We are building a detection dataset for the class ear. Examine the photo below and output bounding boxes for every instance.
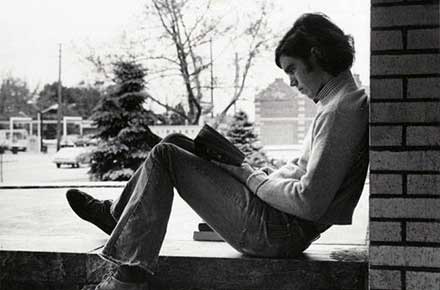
[306,47,321,71]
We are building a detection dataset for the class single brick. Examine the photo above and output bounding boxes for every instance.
[407,222,440,243]
[406,126,440,146]
[370,246,440,267]
[370,126,403,146]
[370,221,402,241]
[372,5,440,27]
[372,0,402,3]
[407,78,440,99]
[370,246,405,266]
[370,198,440,219]
[370,102,440,123]
[408,174,440,195]
[370,151,440,171]
[370,79,403,99]
[370,269,401,289]
[371,30,403,50]
[371,54,440,75]
[407,271,440,290]
[370,174,403,194]
[407,28,440,49]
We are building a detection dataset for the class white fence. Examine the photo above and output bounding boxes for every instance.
[149,125,202,139]
[1,119,300,160]
[149,126,301,160]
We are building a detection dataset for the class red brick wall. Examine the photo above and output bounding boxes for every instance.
[369,1,440,289]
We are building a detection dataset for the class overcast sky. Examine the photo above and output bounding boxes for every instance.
[0,0,144,86]
[0,0,370,115]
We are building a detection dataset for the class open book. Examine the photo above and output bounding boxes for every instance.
[194,124,245,166]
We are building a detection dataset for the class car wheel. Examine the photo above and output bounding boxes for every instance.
[56,163,61,168]
[75,163,80,168]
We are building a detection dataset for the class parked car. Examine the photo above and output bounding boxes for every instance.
[52,146,95,168]
[0,129,29,153]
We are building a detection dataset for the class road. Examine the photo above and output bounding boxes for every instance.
[0,151,91,183]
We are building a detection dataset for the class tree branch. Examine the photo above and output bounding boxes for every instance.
[141,92,191,122]
[213,1,272,128]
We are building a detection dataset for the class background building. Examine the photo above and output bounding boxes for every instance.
[254,78,316,160]
[254,78,317,146]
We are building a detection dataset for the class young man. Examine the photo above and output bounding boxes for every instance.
[67,13,369,290]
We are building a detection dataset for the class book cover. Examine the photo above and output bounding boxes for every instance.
[194,124,245,166]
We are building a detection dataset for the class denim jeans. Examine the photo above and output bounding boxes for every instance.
[100,134,326,274]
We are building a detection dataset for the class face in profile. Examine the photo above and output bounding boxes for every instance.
[279,54,323,100]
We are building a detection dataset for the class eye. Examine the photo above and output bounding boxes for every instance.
[285,65,296,74]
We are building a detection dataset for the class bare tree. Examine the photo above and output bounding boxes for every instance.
[82,0,275,125]
[146,0,276,125]
[213,1,275,128]
[143,0,233,124]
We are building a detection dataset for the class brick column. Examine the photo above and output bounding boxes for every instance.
[369,1,440,290]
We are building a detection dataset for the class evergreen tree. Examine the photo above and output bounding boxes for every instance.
[168,103,187,125]
[89,60,160,181]
[225,110,270,169]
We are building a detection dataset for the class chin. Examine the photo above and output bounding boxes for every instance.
[302,92,313,100]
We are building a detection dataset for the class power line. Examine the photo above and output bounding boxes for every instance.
[210,38,214,118]
[56,44,63,151]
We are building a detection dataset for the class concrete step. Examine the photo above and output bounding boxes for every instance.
[0,242,367,290]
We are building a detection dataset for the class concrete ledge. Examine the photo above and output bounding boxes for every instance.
[0,185,369,289]
[0,242,367,290]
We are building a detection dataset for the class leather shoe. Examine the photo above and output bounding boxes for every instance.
[66,188,116,235]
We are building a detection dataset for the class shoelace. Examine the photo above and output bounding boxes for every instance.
[95,271,115,289]
[86,198,109,218]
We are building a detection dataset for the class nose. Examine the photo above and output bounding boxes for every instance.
[289,76,298,87]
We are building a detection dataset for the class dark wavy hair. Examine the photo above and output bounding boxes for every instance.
[275,13,355,76]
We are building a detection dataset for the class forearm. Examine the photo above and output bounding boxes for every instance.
[254,178,334,221]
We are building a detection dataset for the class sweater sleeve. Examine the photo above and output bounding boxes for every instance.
[247,158,306,193]
[249,110,358,221]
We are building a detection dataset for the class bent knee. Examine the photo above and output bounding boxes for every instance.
[150,143,178,162]
[162,133,186,144]
[162,133,194,152]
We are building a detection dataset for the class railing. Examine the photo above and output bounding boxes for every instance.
[149,125,202,139]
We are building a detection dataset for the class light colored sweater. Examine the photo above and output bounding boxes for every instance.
[246,70,369,225]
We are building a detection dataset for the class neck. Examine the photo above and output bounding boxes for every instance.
[314,71,333,97]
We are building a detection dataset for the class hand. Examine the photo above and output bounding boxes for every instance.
[260,166,275,175]
[212,161,255,184]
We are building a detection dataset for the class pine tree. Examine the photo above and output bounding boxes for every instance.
[225,110,270,169]
[88,60,160,181]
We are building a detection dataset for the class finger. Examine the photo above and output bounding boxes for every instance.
[212,160,238,169]
[211,160,232,170]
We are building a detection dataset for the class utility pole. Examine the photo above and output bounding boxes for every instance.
[233,52,240,113]
[0,147,3,182]
[210,38,214,118]
[56,44,63,151]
